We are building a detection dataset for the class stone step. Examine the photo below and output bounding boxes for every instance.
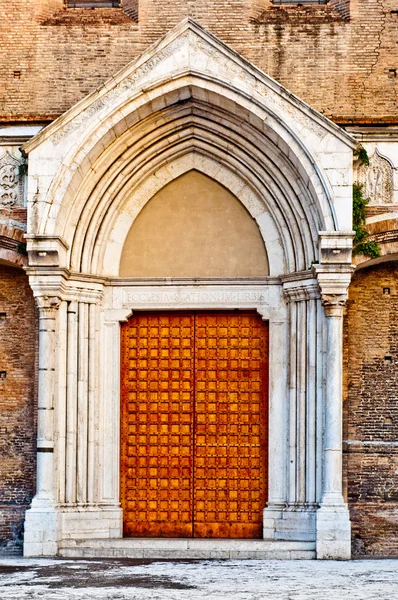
[58,538,316,560]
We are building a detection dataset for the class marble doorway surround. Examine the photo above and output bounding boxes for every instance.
[22,18,356,559]
[23,272,353,560]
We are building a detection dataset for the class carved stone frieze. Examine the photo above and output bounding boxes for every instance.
[280,101,328,141]
[121,286,269,309]
[0,150,24,208]
[108,283,278,320]
[357,149,394,205]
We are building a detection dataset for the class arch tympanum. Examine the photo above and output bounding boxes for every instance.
[120,171,269,278]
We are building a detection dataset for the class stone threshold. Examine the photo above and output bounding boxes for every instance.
[58,538,316,559]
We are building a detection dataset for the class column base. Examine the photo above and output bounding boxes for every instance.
[59,505,123,541]
[264,505,316,542]
[316,504,351,560]
[23,498,58,557]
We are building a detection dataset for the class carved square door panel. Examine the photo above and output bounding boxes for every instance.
[121,311,268,539]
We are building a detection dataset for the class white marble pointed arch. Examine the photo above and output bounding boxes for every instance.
[23,17,355,277]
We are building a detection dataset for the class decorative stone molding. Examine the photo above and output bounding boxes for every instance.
[357,149,394,205]
[282,274,320,303]
[0,150,25,207]
[28,271,104,306]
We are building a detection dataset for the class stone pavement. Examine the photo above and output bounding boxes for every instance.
[0,557,397,599]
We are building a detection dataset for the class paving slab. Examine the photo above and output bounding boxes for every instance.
[0,557,397,599]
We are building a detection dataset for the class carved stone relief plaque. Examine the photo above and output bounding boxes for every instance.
[0,150,24,208]
[357,150,394,205]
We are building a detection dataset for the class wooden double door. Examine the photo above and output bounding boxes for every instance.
[120,311,268,538]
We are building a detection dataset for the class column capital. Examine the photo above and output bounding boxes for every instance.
[321,294,347,317]
[312,262,355,314]
[283,283,320,303]
[35,295,61,316]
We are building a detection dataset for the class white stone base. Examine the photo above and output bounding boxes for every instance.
[58,506,123,540]
[264,507,316,542]
[316,505,351,560]
[58,538,316,560]
[23,501,58,557]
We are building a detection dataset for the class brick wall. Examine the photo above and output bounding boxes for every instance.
[329,0,351,19]
[344,262,398,556]
[0,266,37,553]
[0,0,397,124]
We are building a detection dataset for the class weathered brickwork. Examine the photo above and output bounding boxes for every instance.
[0,266,37,552]
[344,263,398,556]
[0,0,397,124]
[329,0,351,19]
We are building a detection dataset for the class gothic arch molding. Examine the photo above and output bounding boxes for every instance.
[31,82,344,276]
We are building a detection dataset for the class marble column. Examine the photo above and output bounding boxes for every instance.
[314,232,354,560]
[24,296,60,557]
[264,278,320,542]
[316,294,351,560]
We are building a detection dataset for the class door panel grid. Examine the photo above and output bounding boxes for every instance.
[121,311,268,538]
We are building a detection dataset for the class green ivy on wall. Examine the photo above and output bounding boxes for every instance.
[353,146,370,167]
[352,182,380,258]
[352,146,380,259]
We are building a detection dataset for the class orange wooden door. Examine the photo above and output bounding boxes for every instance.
[121,311,268,539]
[193,312,268,538]
[121,312,195,537]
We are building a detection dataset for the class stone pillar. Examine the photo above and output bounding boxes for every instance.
[264,277,320,542]
[322,297,346,507]
[314,232,355,560]
[262,314,289,539]
[24,296,60,557]
[315,293,351,560]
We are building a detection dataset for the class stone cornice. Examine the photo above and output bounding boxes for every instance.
[28,271,104,304]
[107,276,280,287]
[347,126,398,143]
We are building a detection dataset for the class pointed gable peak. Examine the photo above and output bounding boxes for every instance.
[24,17,354,153]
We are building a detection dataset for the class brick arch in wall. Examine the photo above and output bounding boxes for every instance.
[344,260,398,556]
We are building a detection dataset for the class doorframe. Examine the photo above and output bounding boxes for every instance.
[119,308,270,539]
[100,277,291,540]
